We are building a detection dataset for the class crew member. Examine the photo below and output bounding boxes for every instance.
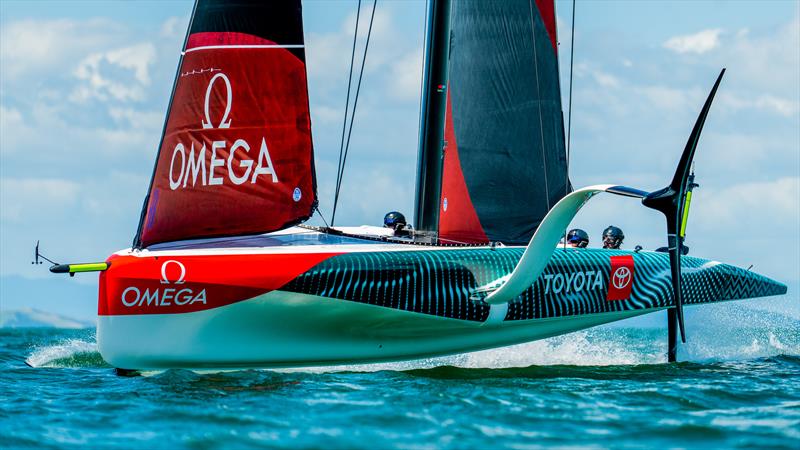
[602,225,624,249]
[566,228,589,248]
[383,211,409,236]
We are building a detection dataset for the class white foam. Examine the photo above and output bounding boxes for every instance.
[277,329,665,374]
[25,338,98,368]
[680,303,800,362]
[282,306,800,373]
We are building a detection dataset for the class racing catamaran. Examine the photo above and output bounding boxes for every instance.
[46,0,786,370]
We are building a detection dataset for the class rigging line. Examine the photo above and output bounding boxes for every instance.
[563,0,576,249]
[566,0,575,196]
[315,205,331,229]
[527,0,551,210]
[332,0,362,226]
[331,0,378,226]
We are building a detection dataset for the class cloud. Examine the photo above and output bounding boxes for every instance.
[306,6,395,89]
[695,177,800,230]
[0,18,123,81]
[70,43,157,103]
[305,3,422,103]
[388,48,423,102]
[0,15,178,163]
[0,106,26,155]
[160,16,187,39]
[311,104,343,126]
[710,15,799,98]
[753,94,799,117]
[634,85,704,112]
[720,92,799,117]
[0,98,164,164]
[664,28,723,54]
[106,107,164,135]
[0,178,80,222]
[592,70,620,89]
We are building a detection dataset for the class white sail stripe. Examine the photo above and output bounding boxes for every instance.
[184,44,304,54]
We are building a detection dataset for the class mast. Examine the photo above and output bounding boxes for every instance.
[413,0,452,239]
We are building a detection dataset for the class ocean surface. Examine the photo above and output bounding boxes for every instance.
[2,307,799,449]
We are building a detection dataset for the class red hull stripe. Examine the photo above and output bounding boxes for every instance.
[99,252,338,316]
[438,90,489,244]
[534,0,558,54]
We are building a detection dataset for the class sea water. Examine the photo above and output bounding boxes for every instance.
[2,306,799,449]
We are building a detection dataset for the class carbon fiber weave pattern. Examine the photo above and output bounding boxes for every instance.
[280,248,786,322]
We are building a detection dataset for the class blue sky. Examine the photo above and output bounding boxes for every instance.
[1,0,798,323]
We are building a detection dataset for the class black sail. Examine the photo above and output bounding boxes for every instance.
[417,0,570,245]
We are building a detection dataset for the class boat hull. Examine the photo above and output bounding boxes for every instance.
[98,292,653,369]
[97,243,787,369]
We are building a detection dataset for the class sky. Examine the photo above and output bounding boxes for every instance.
[0,0,798,323]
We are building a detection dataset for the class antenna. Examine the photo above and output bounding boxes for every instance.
[32,241,59,266]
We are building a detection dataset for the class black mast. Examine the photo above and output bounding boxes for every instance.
[413,0,452,240]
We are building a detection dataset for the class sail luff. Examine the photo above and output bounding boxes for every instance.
[132,0,199,249]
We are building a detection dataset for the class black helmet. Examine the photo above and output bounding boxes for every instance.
[383,211,407,230]
[602,225,624,249]
[567,228,589,248]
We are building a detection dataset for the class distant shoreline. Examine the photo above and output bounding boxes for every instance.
[0,308,94,329]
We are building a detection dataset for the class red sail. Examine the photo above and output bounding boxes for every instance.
[137,1,316,248]
[438,90,488,244]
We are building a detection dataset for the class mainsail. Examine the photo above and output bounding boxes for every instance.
[134,0,316,248]
[416,0,570,245]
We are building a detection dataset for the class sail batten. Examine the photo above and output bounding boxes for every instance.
[135,0,316,248]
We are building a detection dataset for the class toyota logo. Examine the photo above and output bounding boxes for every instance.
[160,260,186,285]
[612,266,632,289]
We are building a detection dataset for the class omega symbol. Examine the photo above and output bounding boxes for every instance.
[202,73,232,129]
[160,260,186,285]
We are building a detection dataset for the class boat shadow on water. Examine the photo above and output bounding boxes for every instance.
[401,355,800,382]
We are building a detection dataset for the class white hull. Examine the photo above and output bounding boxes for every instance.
[98,290,655,369]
